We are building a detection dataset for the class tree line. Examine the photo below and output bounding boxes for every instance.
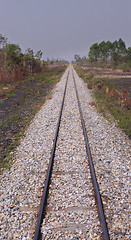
[0,33,45,83]
[74,38,131,71]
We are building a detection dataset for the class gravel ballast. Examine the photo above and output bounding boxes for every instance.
[0,65,130,240]
[41,67,102,239]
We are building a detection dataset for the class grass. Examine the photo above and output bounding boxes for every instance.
[74,65,131,139]
[94,90,131,136]
[0,65,67,173]
[6,92,16,98]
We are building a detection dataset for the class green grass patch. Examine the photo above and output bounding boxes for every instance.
[6,92,16,98]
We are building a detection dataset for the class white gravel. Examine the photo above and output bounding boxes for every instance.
[0,65,130,240]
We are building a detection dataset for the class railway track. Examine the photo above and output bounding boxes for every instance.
[34,65,109,240]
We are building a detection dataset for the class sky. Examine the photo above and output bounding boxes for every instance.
[0,0,131,61]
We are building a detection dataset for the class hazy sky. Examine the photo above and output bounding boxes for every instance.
[0,0,130,61]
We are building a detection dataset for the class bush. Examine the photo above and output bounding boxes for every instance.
[119,62,131,72]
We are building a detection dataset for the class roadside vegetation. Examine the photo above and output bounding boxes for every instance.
[74,39,131,138]
[0,65,67,172]
[0,33,67,172]
[0,34,46,83]
[74,38,131,71]
[74,65,131,139]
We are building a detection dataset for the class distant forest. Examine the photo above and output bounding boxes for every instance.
[74,38,131,71]
[0,33,45,83]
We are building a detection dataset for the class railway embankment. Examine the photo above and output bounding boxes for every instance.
[0,66,130,239]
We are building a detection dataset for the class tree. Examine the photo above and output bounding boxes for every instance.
[35,50,43,60]
[117,38,126,56]
[0,34,7,49]
[24,48,34,74]
[4,43,22,71]
[88,43,100,62]
[74,54,81,63]
[99,41,108,62]
[0,33,46,82]
[0,34,8,72]
[127,47,131,61]
[111,39,126,66]
[106,41,113,59]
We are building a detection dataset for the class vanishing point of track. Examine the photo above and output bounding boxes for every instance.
[34,66,110,240]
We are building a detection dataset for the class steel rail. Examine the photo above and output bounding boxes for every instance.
[72,69,110,240]
[34,70,69,240]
